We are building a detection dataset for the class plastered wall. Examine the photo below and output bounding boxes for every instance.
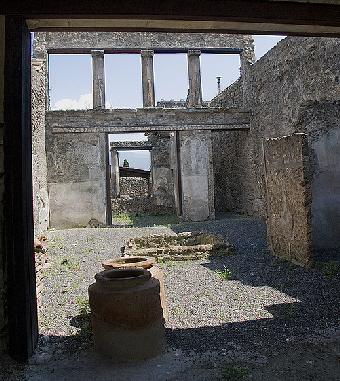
[302,101,340,249]
[180,130,215,221]
[46,129,108,228]
[263,134,312,266]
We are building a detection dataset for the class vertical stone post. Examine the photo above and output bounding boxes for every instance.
[31,56,50,236]
[240,35,256,108]
[110,149,120,198]
[141,50,155,108]
[179,130,215,221]
[92,50,105,109]
[187,50,203,108]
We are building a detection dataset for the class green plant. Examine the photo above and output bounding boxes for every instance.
[215,266,233,280]
[172,304,182,315]
[76,296,91,315]
[112,214,133,224]
[322,260,339,281]
[221,360,250,380]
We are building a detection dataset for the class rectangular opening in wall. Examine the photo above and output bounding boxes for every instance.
[109,133,150,170]
[200,53,240,101]
[154,53,188,107]
[105,54,142,109]
[48,54,92,110]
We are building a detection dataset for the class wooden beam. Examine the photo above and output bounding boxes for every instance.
[1,0,340,27]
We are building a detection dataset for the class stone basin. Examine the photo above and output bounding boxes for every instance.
[124,232,236,261]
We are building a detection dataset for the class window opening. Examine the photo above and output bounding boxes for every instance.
[154,53,188,106]
[48,54,92,110]
[200,53,240,100]
[105,54,142,109]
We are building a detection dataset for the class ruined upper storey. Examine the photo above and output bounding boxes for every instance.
[33,31,255,62]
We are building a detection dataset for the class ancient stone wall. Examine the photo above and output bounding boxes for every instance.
[0,15,6,355]
[263,134,312,267]
[119,177,149,197]
[148,132,176,210]
[34,31,252,51]
[210,78,244,108]
[301,101,340,249]
[31,57,49,237]
[212,130,252,214]
[213,36,340,214]
[179,130,215,221]
[46,128,108,228]
[112,197,175,217]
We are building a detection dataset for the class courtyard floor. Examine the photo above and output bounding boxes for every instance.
[1,213,340,380]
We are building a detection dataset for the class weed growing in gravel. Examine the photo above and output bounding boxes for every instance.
[322,260,339,281]
[172,304,182,315]
[60,257,80,271]
[76,296,90,316]
[74,296,92,338]
[221,360,250,380]
[215,266,233,280]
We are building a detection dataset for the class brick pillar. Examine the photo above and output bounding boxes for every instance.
[92,50,105,109]
[110,149,120,197]
[141,50,155,108]
[187,50,203,108]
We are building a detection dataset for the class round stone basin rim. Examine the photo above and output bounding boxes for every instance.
[95,268,151,282]
[102,256,155,270]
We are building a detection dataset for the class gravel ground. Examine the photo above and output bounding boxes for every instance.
[1,213,340,380]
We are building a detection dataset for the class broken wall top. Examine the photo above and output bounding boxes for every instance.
[33,31,254,58]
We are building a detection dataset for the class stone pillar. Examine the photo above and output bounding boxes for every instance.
[141,50,155,108]
[187,50,203,108]
[92,50,105,109]
[110,149,120,198]
[31,56,50,236]
[179,130,215,221]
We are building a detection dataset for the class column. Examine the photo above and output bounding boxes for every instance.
[187,50,203,108]
[92,50,105,109]
[141,50,155,108]
[110,149,120,197]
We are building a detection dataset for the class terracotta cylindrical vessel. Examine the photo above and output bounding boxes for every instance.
[102,256,167,320]
[88,268,166,361]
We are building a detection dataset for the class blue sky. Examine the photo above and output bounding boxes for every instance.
[48,35,285,169]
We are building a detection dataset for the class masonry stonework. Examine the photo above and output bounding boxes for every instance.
[213,36,340,258]
[301,101,340,249]
[32,32,340,273]
[263,134,312,267]
[31,57,49,236]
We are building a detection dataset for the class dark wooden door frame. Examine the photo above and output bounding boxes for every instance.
[2,3,340,363]
[4,15,38,362]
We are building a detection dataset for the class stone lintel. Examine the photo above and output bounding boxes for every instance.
[51,124,249,133]
[46,108,250,133]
